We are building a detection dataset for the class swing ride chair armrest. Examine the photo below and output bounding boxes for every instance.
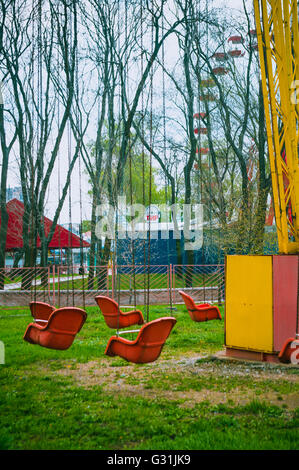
[189,307,209,312]
[34,319,49,326]
[23,321,48,344]
[120,309,145,326]
[107,335,140,347]
[117,329,141,336]
[106,336,167,349]
[122,309,144,318]
[103,308,144,320]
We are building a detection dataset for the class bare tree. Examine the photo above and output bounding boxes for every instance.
[0,1,81,288]
[0,1,19,287]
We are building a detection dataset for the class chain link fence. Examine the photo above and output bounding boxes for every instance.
[0,264,225,309]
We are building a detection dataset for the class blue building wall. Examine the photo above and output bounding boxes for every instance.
[116,230,224,266]
[115,228,279,266]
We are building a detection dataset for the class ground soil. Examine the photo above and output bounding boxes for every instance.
[51,354,299,410]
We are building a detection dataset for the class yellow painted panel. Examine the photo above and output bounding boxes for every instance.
[225,255,273,353]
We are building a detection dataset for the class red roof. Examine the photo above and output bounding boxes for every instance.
[1,199,90,250]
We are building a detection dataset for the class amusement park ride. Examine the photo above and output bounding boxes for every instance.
[225,0,299,363]
[23,0,298,365]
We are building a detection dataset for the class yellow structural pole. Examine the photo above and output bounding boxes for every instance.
[253,0,299,254]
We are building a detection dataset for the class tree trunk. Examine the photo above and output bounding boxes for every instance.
[97,237,111,290]
[0,99,10,289]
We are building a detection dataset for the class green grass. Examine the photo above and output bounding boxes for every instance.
[6,272,222,291]
[2,275,23,284]
[0,304,298,450]
[56,272,221,291]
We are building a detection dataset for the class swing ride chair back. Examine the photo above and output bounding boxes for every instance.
[29,301,55,324]
[105,317,177,364]
[24,307,87,350]
[95,295,144,329]
[179,290,222,322]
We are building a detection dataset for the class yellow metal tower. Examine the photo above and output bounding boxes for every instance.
[254,0,299,254]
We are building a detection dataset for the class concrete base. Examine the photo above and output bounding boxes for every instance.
[214,348,281,364]
[224,347,280,363]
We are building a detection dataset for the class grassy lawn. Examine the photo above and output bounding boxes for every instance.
[2,271,223,291]
[34,272,222,291]
[0,304,298,450]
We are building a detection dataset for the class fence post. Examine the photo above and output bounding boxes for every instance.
[219,265,225,305]
[106,265,109,297]
[111,264,114,299]
[57,266,60,308]
[47,266,50,303]
[172,265,176,304]
[167,265,169,305]
[169,264,172,308]
[52,265,55,306]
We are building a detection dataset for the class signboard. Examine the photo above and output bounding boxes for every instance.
[145,205,160,223]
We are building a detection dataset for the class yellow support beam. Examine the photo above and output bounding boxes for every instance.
[254,0,299,254]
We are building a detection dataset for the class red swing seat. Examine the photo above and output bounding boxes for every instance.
[105,317,177,364]
[95,295,144,329]
[29,301,55,323]
[24,307,87,350]
[278,337,299,364]
[179,290,222,322]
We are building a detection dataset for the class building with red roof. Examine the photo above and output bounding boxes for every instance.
[0,199,90,251]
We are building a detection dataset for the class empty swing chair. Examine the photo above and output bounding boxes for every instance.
[24,307,87,350]
[95,295,144,329]
[101,269,177,364]
[105,317,177,364]
[179,290,222,322]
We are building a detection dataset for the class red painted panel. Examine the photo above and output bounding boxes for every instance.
[273,255,298,351]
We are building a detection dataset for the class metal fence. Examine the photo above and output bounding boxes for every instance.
[0,264,225,309]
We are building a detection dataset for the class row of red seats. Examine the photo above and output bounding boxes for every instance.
[23,291,222,364]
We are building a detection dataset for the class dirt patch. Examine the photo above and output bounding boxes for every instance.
[51,354,299,409]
